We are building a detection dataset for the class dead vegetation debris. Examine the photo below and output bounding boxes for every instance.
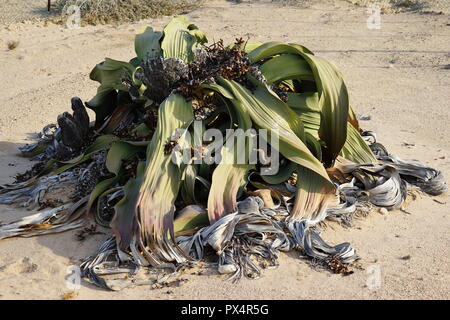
[7,40,19,50]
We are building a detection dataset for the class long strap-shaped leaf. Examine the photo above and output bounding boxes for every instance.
[111,161,145,251]
[300,53,349,164]
[248,42,350,165]
[137,93,194,265]
[161,16,207,62]
[286,92,321,139]
[290,166,335,223]
[340,123,377,164]
[287,93,376,164]
[217,77,331,184]
[204,84,254,223]
[216,78,336,223]
[208,164,252,223]
[89,141,147,227]
[259,54,314,84]
[134,26,163,62]
[87,58,136,124]
[247,41,314,62]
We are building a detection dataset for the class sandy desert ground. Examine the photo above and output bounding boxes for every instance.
[0,0,449,299]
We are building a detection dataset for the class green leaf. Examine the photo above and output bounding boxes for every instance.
[286,92,321,138]
[249,42,350,164]
[88,176,120,225]
[297,53,349,164]
[86,58,136,124]
[111,161,146,250]
[105,141,143,175]
[243,42,263,54]
[259,54,314,84]
[208,164,251,223]
[161,16,207,62]
[174,205,209,237]
[217,77,331,185]
[305,132,323,161]
[134,26,163,62]
[247,41,314,63]
[203,83,255,223]
[88,140,147,223]
[261,160,297,185]
[188,27,208,45]
[181,164,198,205]
[86,90,118,126]
[53,135,120,175]
[340,123,377,164]
[131,123,152,138]
[137,93,194,264]
[215,78,336,224]
[290,165,336,223]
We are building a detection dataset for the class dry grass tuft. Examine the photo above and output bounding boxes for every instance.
[7,40,19,50]
[60,291,79,300]
[54,0,204,25]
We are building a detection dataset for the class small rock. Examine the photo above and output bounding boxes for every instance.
[400,255,411,261]
[379,208,388,215]
[218,264,237,274]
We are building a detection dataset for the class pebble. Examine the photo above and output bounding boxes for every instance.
[218,264,237,274]
[379,208,388,215]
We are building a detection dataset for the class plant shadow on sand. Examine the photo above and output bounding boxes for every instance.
[0,141,224,292]
[0,141,101,291]
[0,139,433,292]
[0,141,30,183]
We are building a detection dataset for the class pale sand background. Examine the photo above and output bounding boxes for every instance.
[0,0,449,299]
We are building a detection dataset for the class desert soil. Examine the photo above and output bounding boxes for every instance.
[0,0,449,299]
